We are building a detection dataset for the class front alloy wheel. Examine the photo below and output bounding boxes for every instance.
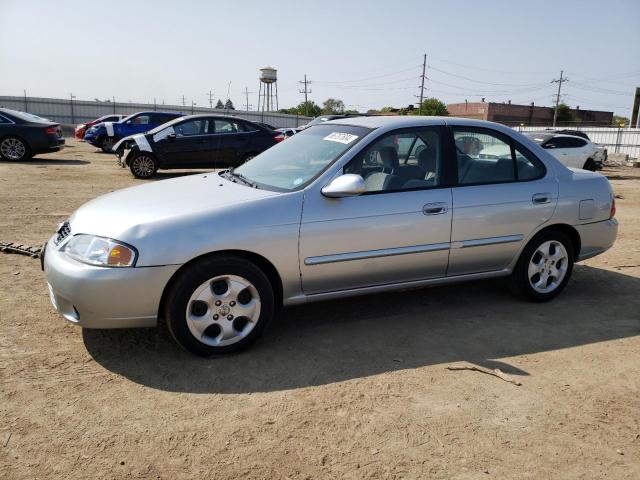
[129,154,158,179]
[165,256,275,355]
[0,137,29,161]
[100,137,116,152]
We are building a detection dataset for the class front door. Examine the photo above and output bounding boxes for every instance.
[448,127,558,276]
[299,126,453,294]
[157,118,212,167]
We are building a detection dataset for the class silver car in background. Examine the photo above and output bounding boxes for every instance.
[43,116,618,355]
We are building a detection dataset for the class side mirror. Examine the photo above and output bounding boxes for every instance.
[321,174,365,198]
[167,133,176,141]
[126,120,132,126]
[544,143,556,149]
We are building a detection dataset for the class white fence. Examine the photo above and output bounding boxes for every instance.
[517,126,640,160]
[0,95,312,129]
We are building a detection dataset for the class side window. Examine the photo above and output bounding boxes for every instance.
[454,129,515,185]
[174,119,209,137]
[242,122,259,132]
[132,115,151,125]
[552,137,571,148]
[214,120,239,133]
[454,128,545,184]
[568,138,587,148]
[344,128,443,193]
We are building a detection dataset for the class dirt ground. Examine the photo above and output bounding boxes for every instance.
[1,139,639,479]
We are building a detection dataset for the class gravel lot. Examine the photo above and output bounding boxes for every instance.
[1,139,639,479]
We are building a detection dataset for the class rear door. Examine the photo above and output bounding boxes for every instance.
[448,126,557,276]
[209,119,247,168]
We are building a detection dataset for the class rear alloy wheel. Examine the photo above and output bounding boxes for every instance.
[512,230,574,302]
[129,154,158,179]
[165,256,275,355]
[100,136,116,153]
[0,137,30,161]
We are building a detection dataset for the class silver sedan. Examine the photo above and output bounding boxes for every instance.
[43,116,618,355]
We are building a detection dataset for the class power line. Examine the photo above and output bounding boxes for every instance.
[551,70,569,127]
[428,65,548,87]
[314,65,419,84]
[416,53,427,114]
[243,87,253,111]
[298,74,312,115]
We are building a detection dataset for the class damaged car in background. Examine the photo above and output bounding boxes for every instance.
[112,114,280,178]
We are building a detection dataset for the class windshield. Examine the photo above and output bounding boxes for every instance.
[233,124,370,191]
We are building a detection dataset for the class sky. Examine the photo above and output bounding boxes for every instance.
[1,0,639,117]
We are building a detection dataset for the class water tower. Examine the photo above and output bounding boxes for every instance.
[258,66,278,114]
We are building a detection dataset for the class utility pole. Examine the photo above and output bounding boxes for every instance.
[181,95,186,107]
[298,74,312,116]
[417,53,427,115]
[191,101,196,114]
[70,93,76,124]
[551,70,568,127]
[23,89,28,111]
[243,87,253,111]
[207,90,215,109]
[112,96,116,114]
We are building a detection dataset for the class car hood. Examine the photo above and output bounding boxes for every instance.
[69,173,279,240]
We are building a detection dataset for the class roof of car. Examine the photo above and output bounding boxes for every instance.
[326,115,507,130]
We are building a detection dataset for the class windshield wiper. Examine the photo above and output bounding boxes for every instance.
[223,169,259,188]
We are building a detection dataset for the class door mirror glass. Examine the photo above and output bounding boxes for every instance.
[167,133,176,141]
[321,174,365,198]
[125,120,132,126]
[544,143,556,149]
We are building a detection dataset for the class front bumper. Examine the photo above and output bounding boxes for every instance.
[43,236,180,328]
[575,218,618,261]
[84,133,99,146]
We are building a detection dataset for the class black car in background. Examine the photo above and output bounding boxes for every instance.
[114,115,280,178]
[0,108,65,161]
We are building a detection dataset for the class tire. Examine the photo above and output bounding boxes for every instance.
[164,255,275,356]
[129,153,158,179]
[583,158,597,171]
[0,136,31,161]
[100,136,116,153]
[511,229,575,302]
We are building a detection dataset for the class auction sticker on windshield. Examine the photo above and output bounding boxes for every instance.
[324,132,359,144]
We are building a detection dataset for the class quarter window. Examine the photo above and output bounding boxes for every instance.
[454,128,544,184]
[344,128,443,193]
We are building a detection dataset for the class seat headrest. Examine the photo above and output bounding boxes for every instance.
[378,146,399,170]
[417,146,437,171]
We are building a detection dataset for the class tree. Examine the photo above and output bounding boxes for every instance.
[555,103,572,123]
[412,98,449,116]
[278,101,322,117]
[321,98,345,114]
[613,115,630,127]
[224,99,235,110]
[215,99,224,109]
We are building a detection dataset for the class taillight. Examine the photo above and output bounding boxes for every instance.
[610,196,616,219]
[274,134,285,142]
[44,126,58,135]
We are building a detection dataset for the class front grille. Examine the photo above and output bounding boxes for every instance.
[54,221,71,245]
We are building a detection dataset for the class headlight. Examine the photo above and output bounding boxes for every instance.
[63,234,137,267]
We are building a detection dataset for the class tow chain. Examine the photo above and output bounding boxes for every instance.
[0,242,42,259]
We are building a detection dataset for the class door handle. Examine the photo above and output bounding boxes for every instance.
[532,193,551,204]
[423,202,448,215]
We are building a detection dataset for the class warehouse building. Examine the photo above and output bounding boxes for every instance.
[447,100,613,126]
